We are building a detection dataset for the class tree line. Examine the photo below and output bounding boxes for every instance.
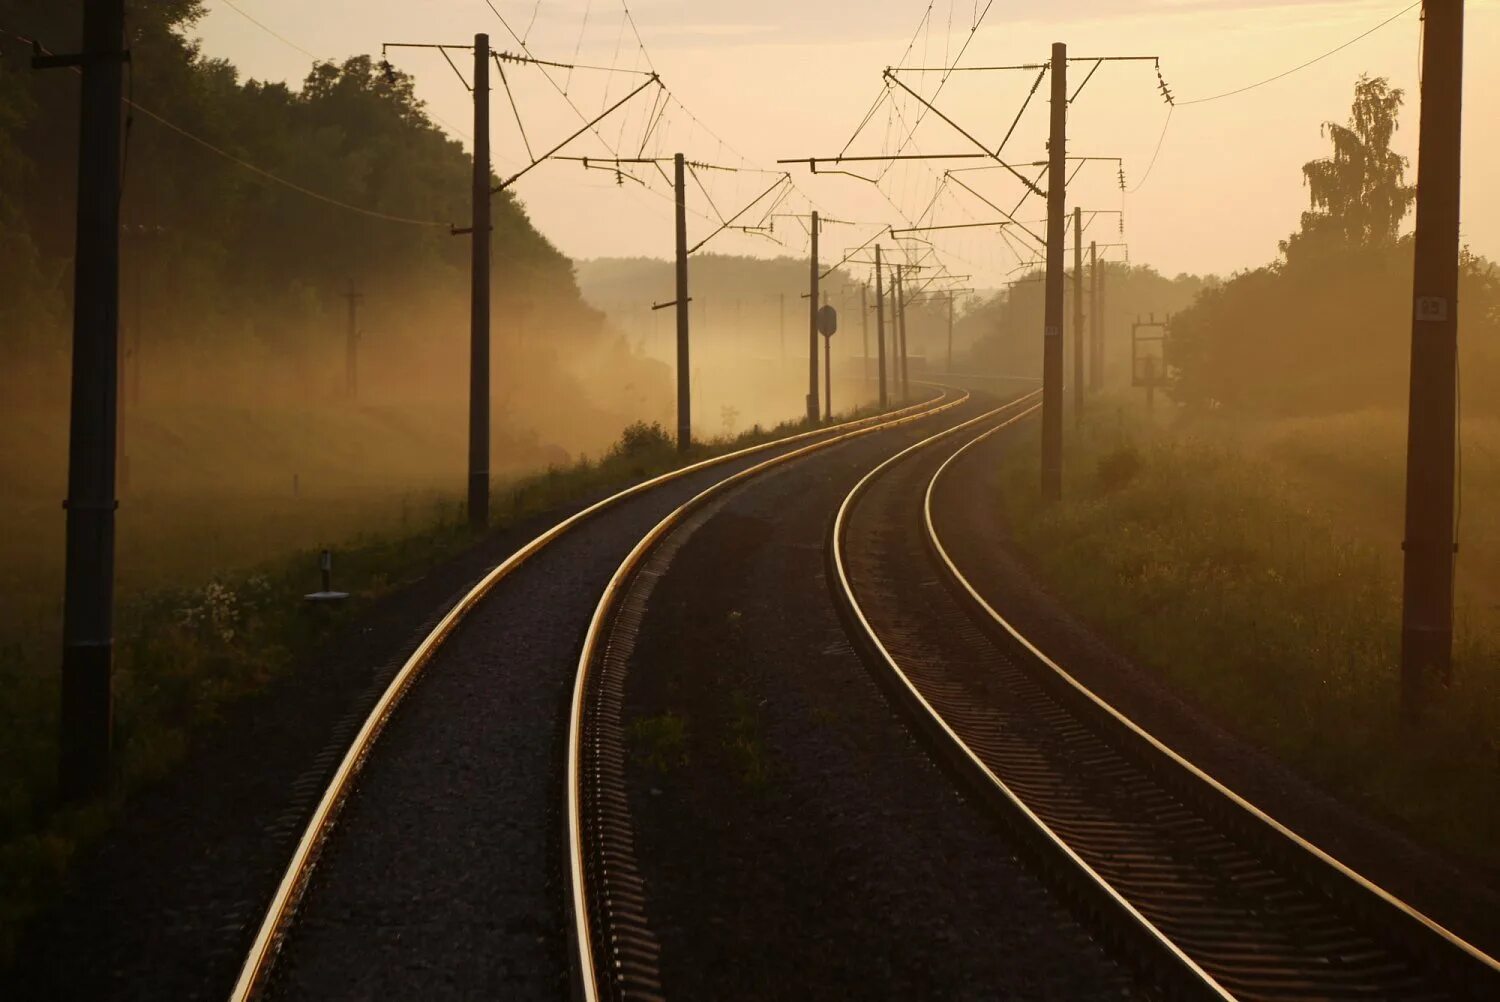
[0,1,599,366]
[1168,75,1500,416]
[960,75,1499,418]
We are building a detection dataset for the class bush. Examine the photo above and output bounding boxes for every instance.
[612,420,674,460]
[1096,445,1142,492]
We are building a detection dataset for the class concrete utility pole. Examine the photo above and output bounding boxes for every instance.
[874,246,888,409]
[1089,241,1101,391]
[822,290,832,421]
[946,294,955,374]
[779,291,786,367]
[675,152,691,450]
[1073,207,1084,424]
[467,32,491,530]
[807,210,821,423]
[1097,256,1107,388]
[1041,41,1067,501]
[51,0,125,800]
[343,280,363,398]
[896,264,910,401]
[1400,0,1465,719]
[861,282,870,388]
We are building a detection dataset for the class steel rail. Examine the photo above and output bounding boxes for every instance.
[566,384,977,1001]
[227,387,957,1001]
[923,420,1500,996]
[828,397,1229,999]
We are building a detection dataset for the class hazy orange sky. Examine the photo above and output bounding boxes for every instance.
[193,1,1498,288]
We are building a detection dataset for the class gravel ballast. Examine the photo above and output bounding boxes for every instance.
[933,418,1500,960]
[261,401,971,1000]
[615,398,1134,999]
[5,405,947,1002]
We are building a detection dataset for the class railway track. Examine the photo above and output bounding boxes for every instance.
[228,388,963,1000]
[831,403,1500,1000]
[565,385,983,1001]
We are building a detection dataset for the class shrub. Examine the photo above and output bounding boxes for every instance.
[612,420,673,460]
[1096,445,1142,492]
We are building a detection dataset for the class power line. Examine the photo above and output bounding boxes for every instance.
[129,99,452,226]
[216,2,476,140]
[1128,106,1173,194]
[881,1,997,178]
[1177,1,1421,106]
[220,0,318,60]
[3,25,453,227]
[618,0,658,75]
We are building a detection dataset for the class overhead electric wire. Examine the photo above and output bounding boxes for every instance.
[482,0,638,161]
[1177,1,1421,105]
[618,0,658,75]
[219,0,318,60]
[130,100,453,226]
[836,1,936,159]
[565,0,592,93]
[687,163,729,225]
[6,25,453,227]
[521,0,544,45]
[687,174,790,254]
[1128,106,1173,194]
[479,0,842,255]
[495,58,535,161]
[224,2,473,141]
[881,0,997,178]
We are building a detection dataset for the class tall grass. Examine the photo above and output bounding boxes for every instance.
[998,405,1500,866]
[0,408,848,966]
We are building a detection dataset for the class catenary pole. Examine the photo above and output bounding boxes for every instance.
[344,280,362,398]
[823,291,832,420]
[57,0,126,800]
[808,210,821,422]
[675,152,692,450]
[1073,206,1084,424]
[467,33,491,529]
[1098,253,1107,388]
[779,291,786,368]
[1041,42,1067,500]
[896,264,910,401]
[861,282,870,389]
[946,294,955,373]
[1089,241,1100,391]
[874,246,888,409]
[1400,0,1465,719]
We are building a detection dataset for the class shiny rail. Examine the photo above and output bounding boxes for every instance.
[228,388,959,1001]
[829,405,1500,999]
[566,386,977,1001]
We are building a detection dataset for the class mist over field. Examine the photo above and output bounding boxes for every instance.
[4,0,1500,987]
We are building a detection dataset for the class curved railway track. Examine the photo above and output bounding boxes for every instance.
[831,405,1500,1000]
[565,386,983,1001]
[229,388,963,1000]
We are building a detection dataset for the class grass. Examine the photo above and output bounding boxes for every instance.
[627,712,689,773]
[996,402,1500,868]
[724,690,773,791]
[0,405,872,968]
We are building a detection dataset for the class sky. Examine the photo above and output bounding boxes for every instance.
[191,0,1500,288]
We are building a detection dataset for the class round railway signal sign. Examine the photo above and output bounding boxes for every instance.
[817,304,838,337]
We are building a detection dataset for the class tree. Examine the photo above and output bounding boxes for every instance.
[1281,75,1415,264]
[1167,73,1500,417]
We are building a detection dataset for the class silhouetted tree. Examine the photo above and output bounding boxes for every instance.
[1281,75,1415,264]
[1168,75,1499,416]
